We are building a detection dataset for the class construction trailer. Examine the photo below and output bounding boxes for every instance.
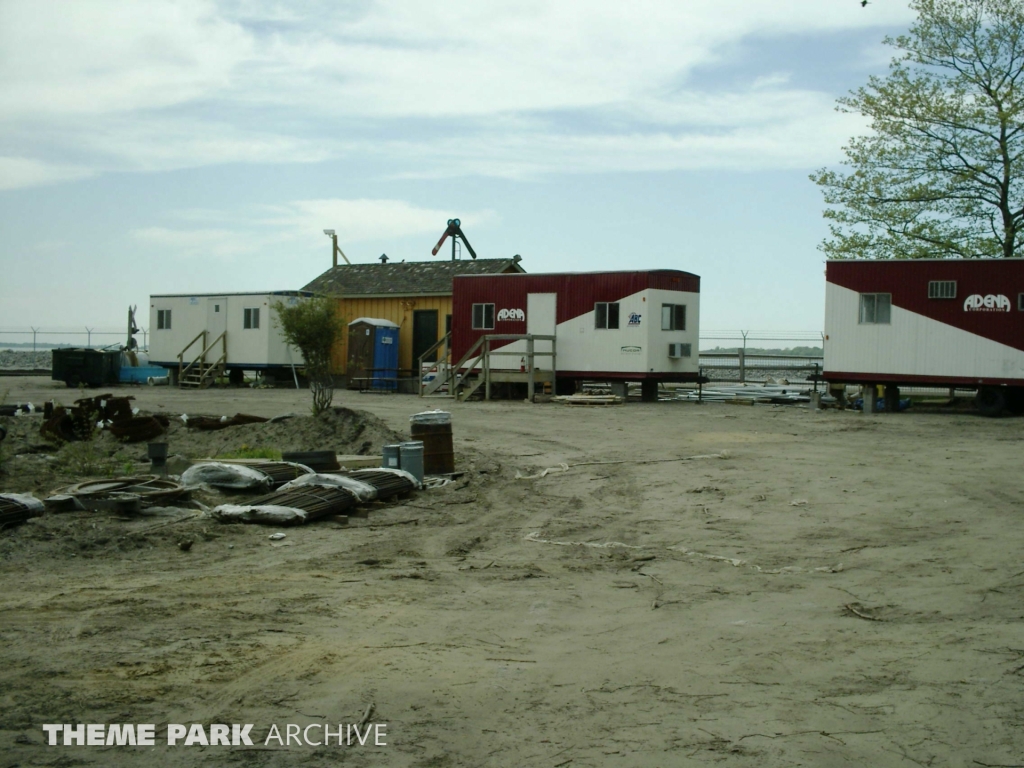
[434,270,700,401]
[148,291,311,387]
[823,259,1024,415]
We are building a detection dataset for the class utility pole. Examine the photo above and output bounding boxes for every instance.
[323,229,351,267]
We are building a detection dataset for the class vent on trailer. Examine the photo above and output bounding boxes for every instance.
[668,343,691,359]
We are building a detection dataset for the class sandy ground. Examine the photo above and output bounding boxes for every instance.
[1,377,1023,767]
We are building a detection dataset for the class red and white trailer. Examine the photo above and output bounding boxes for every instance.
[824,259,1024,415]
[450,269,700,398]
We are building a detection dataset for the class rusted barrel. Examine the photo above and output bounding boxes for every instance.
[410,411,454,475]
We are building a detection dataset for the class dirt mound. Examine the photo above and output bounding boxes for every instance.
[166,406,403,459]
[0,406,404,496]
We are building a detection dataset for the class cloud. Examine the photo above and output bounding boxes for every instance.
[0,0,917,189]
[130,198,497,262]
[130,226,262,259]
[270,199,498,244]
[0,157,93,190]
[0,0,252,119]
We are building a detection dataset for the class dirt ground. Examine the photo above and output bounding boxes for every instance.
[1,377,1023,767]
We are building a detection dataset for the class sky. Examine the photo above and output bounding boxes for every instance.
[0,0,919,345]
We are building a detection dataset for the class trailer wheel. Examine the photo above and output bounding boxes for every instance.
[1006,388,1024,416]
[975,386,1007,417]
[65,373,81,388]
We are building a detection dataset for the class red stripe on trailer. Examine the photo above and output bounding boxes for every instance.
[826,259,1024,352]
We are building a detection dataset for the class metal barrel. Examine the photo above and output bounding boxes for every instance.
[382,444,402,470]
[410,421,455,474]
[399,441,424,484]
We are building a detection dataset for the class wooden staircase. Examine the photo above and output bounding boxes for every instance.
[419,333,555,402]
[177,331,227,389]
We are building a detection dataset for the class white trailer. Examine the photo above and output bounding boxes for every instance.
[148,291,311,385]
[824,259,1024,415]
[450,270,701,401]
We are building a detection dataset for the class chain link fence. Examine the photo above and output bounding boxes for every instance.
[0,326,147,352]
[699,330,824,383]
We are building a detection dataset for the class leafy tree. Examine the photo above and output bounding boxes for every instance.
[812,0,1024,259]
[273,296,343,415]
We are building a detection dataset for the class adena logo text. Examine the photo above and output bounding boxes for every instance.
[497,308,525,321]
[963,294,1010,312]
[620,345,642,354]
[41,722,387,748]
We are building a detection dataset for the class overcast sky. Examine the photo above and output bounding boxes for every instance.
[0,0,917,343]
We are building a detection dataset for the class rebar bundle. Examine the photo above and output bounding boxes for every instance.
[249,462,316,489]
[244,485,358,521]
[349,470,417,500]
[0,494,45,527]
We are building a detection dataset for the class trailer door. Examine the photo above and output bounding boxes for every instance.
[527,293,556,367]
[206,297,227,361]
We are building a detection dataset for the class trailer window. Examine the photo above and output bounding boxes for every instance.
[157,309,171,330]
[595,302,620,329]
[859,293,891,324]
[1019,293,1024,311]
[661,304,685,331]
[472,303,494,330]
[244,308,260,329]
[928,281,956,299]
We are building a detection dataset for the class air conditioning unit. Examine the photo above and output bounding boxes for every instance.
[668,343,691,359]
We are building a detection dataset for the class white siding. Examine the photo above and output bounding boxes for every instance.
[483,288,699,375]
[645,288,700,376]
[148,293,304,368]
[149,296,211,366]
[824,282,1024,381]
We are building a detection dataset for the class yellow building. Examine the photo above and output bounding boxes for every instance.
[302,257,524,384]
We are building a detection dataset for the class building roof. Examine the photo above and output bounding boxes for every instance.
[150,290,314,298]
[302,258,524,297]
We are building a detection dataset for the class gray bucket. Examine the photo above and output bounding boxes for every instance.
[400,441,424,484]
[382,444,402,470]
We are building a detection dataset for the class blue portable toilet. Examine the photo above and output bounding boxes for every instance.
[347,318,400,390]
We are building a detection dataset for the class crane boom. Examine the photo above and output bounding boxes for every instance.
[431,218,477,260]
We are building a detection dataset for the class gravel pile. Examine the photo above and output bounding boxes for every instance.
[0,350,51,370]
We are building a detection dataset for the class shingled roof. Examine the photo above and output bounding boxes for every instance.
[302,257,524,297]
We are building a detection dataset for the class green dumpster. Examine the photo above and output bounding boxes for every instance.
[51,348,122,388]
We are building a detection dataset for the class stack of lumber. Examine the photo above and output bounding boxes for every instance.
[552,394,624,406]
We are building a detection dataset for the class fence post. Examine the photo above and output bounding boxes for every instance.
[739,331,748,383]
[85,326,93,348]
[31,326,38,354]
